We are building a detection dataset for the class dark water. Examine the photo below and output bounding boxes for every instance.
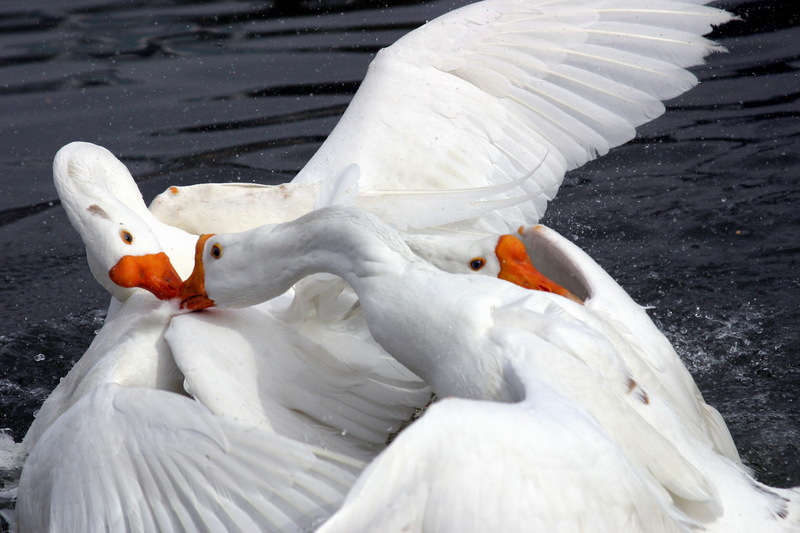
[0,0,797,516]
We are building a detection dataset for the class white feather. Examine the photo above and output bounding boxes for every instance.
[149,0,734,234]
[314,164,361,209]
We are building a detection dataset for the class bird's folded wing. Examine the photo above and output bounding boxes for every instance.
[517,223,740,462]
[319,392,694,533]
[166,295,430,461]
[16,383,363,533]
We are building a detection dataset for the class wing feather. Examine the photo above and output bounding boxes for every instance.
[16,384,363,533]
[294,0,733,231]
[165,299,430,461]
[319,390,695,533]
[149,1,732,234]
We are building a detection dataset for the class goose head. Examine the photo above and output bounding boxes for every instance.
[404,231,584,304]
[179,225,332,311]
[179,207,421,311]
[54,142,182,302]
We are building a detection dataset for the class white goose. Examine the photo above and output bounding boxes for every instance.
[20,0,743,525]
[325,378,695,533]
[403,227,740,461]
[23,143,599,530]
[13,143,440,531]
[18,155,365,531]
[42,142,431,459]
[147,0,740,461]
[180,205,800,533]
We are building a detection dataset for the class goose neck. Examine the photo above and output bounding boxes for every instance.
[261,207,421,290]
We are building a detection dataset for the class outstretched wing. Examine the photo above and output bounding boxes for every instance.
[16,384,363,533]
[294,0,733,231]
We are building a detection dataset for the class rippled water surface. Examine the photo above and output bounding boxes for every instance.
[0,0,798,524]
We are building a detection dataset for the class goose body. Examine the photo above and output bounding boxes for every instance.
[146,0,740,471]
[17,0,748,527]
[144,0,739,464]
[145,0,739,467]
[181,206,800,532]
[165,290,430,460]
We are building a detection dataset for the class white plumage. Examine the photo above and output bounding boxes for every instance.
[13,143,428,532]
[182,205,800,532]
[17,296,362,533]
[149,0,734,234]
[12,0,763,530]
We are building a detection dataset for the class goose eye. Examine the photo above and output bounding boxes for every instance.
[211,243,223,259]
[120,230,134,245]
[469,257,486,271]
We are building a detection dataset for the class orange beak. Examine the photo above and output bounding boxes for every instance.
[178,234,216,311]
[108,252,182,300]
[496,234,583,304]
